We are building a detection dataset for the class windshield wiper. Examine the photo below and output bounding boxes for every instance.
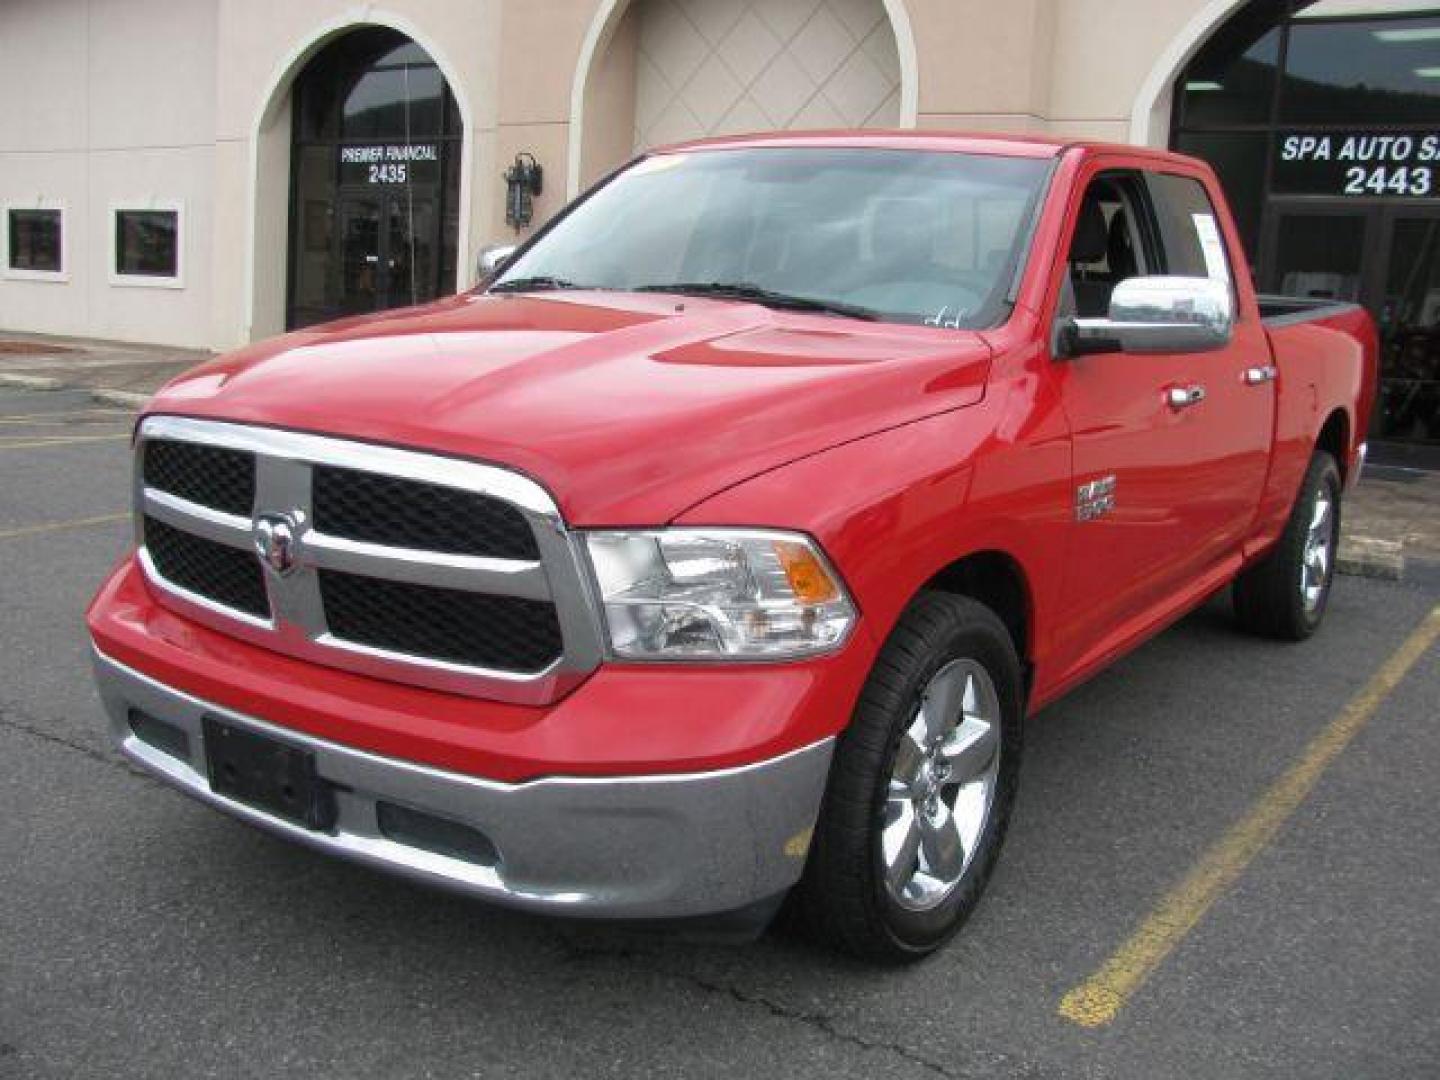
[631,282,879,321]
[489,276,586,293]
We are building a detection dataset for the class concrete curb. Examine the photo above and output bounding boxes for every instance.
[0,373,65,391]
[90,388,150,409]
[1337,535,1404,581]
[0,372,150,408]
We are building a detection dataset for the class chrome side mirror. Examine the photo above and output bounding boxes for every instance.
[1067,276,1234,356]
[475,243,517,285]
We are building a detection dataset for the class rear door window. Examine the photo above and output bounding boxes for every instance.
[1145,173,1233,285]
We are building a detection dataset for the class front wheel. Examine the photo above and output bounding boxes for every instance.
[796,593,1023,963]
[1233,450,1342,640]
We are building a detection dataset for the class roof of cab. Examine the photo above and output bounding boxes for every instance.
[652,128,1189,164]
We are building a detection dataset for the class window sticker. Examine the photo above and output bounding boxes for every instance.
[1192,213,1230,283]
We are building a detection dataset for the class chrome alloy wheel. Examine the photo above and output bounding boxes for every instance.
[881,659,1001,911]
[1301,490,1336,614]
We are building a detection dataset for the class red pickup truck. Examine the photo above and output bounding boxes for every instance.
[88,132,1377,962]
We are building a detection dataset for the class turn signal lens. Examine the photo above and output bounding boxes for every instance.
[775,540,840,604]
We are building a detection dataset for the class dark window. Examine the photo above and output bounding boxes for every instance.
[1147,173,1229,280]
[7,209,62,273]
[293,28,461,143]
[1173,131,1267,267]
[1177,0,1287,127]
[342,65,445,140]
[115,210,179,278]
[1281,16,1440,125]
[1270,212,1366,302]
[1377,215,1440,443]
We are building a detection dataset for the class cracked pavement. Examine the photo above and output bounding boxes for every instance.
[3,389,1438,1079]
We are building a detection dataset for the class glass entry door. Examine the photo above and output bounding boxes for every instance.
[337,195,380,316]
[1262,201,1440,447]
[330,191,437,318]
[1376,213,1440,445]
[382,194,437,311]
[284,27,462,330]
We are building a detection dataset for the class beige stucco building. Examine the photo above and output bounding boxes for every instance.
[0,0,1281,351]
[4,0,1440,453]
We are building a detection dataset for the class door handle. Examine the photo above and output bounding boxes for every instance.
[1244,365,1278,385]
[1167,385,1206,410]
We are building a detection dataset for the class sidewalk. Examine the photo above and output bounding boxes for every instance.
[3,330,1435,578]
[0,331,208,404]
[1344,463,1440,573]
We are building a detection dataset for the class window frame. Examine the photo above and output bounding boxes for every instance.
[109,201,185,289]
[2,200,68,283]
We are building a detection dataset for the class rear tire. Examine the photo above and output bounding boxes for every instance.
[1233,450,1342,641]
[795,593,1023,963]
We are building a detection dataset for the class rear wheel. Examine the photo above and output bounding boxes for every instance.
[1234,450,1342,640]
[796,593,1023,963]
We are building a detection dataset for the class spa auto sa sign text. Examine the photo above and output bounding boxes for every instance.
[338,143,441,185]
[1275,131,1440,197]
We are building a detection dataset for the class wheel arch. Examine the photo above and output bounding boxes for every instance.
[920,550,1034,677]
[1316,407,1351,482]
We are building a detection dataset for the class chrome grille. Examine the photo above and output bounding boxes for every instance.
[133,416,603,705]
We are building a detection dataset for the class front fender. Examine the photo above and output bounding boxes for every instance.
[673,390,1072,695]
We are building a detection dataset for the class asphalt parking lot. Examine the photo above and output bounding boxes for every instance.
[2,386,1438,1080]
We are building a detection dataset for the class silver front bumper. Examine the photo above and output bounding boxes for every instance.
[93,649,832,919]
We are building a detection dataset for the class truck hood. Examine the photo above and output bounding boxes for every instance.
[151,291,992,523]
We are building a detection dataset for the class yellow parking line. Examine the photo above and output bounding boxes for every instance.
[1058,602,1440,1029]
[0,433,131,450]
[0,513,130,541]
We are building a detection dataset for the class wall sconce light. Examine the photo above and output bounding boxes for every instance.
[504,153,544,231]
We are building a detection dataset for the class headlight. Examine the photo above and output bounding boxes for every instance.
[582,529,857,660]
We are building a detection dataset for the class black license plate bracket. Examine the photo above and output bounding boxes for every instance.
[203,718,336,831]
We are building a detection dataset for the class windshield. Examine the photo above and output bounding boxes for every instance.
[491,148,1050,328]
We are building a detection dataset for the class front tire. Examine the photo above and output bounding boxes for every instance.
[796,593,1023,963]
[1234,450,1342,641]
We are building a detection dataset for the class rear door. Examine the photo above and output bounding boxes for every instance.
[1144,170,1275,560]
[1050,161,1273,667]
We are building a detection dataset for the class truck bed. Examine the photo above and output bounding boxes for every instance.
[1253,297,1378,546]
[1258,294,1362,327]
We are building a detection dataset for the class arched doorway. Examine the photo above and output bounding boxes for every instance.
[1170,1,1440,451]
[571,0,913,195]
[285,27,463,329]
